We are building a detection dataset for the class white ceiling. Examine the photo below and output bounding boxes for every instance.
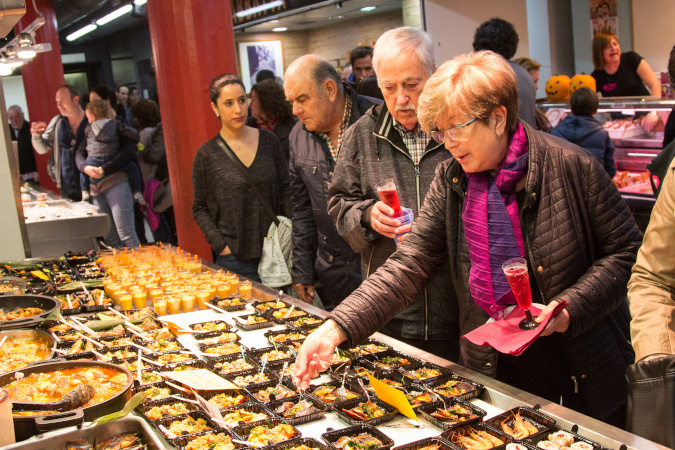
[235,0,402,33]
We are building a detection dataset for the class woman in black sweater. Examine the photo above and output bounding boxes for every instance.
[192,74,291,282]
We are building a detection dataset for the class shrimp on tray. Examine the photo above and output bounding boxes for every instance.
[450,427,504,450]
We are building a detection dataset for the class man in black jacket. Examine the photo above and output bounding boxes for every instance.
[8,105,38,183]
[284,55,381,310]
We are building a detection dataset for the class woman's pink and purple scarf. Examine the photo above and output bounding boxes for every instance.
[462,123,529,319]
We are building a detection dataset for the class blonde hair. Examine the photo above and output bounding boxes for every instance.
[86,99,109,120]
[417,51,519,134]
[513,57,541,72]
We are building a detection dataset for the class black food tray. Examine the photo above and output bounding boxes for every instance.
[269,437,332,450]
[266,394,328,425]
[207,352,258,374]
[417,400,486,431]
[484,407,556,441]
[441,422,512,450]
[524,426,602,450]
[424,374,484,402]
[224,367,279,388]
[174,428,241,450]
[398,362,452,383]
[218,402,276,428]
[156,411,219,442]
[391,437,456,450]
[140,396,199,422]
[199,341,247,358]
[188,319,232,332]
[203,388,253,409]
[244,379,298,403]
[234,313,275,331]
[210,297,247,312]
[321,424,394,450]
[332,396,398,427]
[308,381,362,405]
[233,418,302,446]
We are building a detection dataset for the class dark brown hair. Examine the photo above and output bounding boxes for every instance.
[209,73,245,104]
[251,79,293,125]
[592,31,619,70]
[131,99,161,129]
[570,87,599,117]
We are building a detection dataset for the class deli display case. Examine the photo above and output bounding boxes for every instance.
[541,96,675,230]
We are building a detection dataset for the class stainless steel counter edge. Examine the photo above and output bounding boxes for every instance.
[247,279,669,450]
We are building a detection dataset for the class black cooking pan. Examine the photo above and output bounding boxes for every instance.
[0,295,60,331]
[0,359,133,441]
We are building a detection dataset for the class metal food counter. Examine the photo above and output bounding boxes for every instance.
[4,255,668,450]
[19,185,111,258]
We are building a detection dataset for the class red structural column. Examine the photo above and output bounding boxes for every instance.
[16,0,64,194]
[147,0,238,261]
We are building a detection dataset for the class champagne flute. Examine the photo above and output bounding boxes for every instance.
[502,257,539,330]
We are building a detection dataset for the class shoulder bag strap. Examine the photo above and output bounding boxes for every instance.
[216,137,280,226]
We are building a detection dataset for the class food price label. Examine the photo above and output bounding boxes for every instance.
[161,369,239,390]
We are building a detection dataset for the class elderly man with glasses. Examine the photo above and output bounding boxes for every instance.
[327,27,460,362]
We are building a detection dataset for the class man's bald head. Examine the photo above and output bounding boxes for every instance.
[285,55,343,98]
[8,105,24,130]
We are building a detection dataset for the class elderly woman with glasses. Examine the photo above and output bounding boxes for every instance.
[294,51,641,427]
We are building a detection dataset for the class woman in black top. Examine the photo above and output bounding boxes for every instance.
[192,74,292,282]
[591,31,661,98]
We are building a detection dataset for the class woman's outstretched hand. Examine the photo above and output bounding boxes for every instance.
[294,319,348,390]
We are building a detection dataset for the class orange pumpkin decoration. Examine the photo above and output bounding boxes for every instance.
[545,74,571,102]
[569,73,596,94]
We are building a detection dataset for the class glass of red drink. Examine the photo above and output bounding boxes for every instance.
[376,178,403,218]
[502,257,539,330]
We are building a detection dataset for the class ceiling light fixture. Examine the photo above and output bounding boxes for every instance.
[360,6,377,12]
[67,23,97,41]
[235,0,284,18]
[96,4,133,25]
[272,27,287,32]
[0,17,53,76]
[134,0,147,4]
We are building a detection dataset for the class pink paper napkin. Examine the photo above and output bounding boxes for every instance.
[462,301,569,356]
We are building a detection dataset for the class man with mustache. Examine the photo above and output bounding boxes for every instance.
[328,27,459,361]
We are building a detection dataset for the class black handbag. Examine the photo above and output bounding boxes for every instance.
[626,355,675,448]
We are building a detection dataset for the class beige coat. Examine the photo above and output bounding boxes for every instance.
[628,158,675,362]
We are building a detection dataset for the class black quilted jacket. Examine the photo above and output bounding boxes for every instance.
[331,121,641,419]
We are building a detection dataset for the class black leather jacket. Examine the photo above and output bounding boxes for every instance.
[331,122,641,419]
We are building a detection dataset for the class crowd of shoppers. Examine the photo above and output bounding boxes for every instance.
[21,19,675,444]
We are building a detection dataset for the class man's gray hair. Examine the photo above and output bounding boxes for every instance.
[310,59,344,97]
[8,105,22,113]
[373,27,434,75]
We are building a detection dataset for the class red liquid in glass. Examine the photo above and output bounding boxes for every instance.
[504,266,532,310]
[379,189,403,217]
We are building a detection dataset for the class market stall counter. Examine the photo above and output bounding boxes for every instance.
[0,248,667,450]
[19,185,111,257]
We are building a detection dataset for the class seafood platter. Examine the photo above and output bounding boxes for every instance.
[0,246,658,449]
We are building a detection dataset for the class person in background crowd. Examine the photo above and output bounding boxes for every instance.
[349,45,375,85]
[192,74,291,282]
[664,44,675,148]
[283,55,380,309]
[115,84,132,126]
[249,79,298,160]
[78,99,145,204]
[8,105,38,184]
[473,18,536,128]
[513,57,552,132]
[328,27,460,362]
[255,69,276,84]
[551,87,616,178]
[355,75,384,100]
[341,64,352,82]
[90,86,121,121]
[132,99,176,245]
[31,85,87,201]
[74,100,141,249]
[128,86,141,109]
[295,51,640,429]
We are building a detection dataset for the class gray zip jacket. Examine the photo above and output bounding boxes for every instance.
[328,102,459,341]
